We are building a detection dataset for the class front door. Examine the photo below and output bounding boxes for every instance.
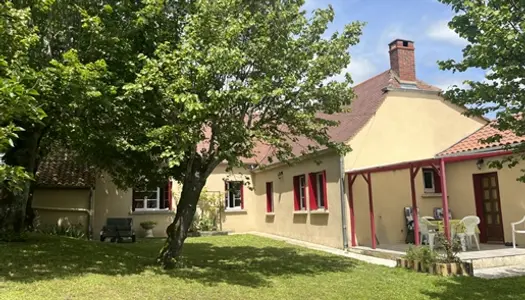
[473,172,504,243]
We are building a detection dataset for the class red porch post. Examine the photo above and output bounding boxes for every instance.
[347,174,357,247]
[410,166,420,245]
[439,158,451,240]
[362,172,376,249]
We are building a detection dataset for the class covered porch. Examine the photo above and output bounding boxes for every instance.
[345,150,514,251]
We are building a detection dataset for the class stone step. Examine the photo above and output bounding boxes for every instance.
[463,253,525,269]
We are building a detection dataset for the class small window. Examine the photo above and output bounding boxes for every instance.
[132,182,171,211]
[293,175,307,211]
[308,171,327,210]
[422,168,441,194]
[316,173,325,208]
[266,182,274,213]
[225,181,243,210]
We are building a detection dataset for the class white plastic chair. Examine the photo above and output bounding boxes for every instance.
[511,216,525,248]
[458,216,480,251]
[419,217,437,250]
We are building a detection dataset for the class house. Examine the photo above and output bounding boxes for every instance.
[32,39,525,250]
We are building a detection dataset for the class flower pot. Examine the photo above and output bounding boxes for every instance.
[145,228,154,238]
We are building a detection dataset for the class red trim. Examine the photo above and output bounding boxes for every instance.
[348,174,357,247]
[322,170,328,210]
[240,182,244,209]
[439,158,450,240]
[266,182,273,212]
[308,173,318,210]
[409,167,420,245]
[293,176,300,211]
[366,172,376,249]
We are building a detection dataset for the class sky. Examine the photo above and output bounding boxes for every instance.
[303,0,485,90]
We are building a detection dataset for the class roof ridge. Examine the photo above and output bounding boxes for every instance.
[352,69,391,88]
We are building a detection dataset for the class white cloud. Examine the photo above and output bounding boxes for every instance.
[426,20,467,46]
[435,78,469,91]
[330,56,378,85]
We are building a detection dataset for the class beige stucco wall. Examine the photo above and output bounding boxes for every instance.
[94,174,175,238]
[344,91,486,170]
[349,169,444,247]
[445,156,525,245]
[201,165,256,232]
[33,189,90,233]
[251,153,344,249]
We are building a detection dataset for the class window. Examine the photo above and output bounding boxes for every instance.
[225,181,244,210]
[132,182,171,211]
[308,171,327,210]
[266,182,274,213]
[293,175,307,211]
[422,168,441,193]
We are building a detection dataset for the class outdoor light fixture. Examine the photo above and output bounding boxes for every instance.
[278,171,283,180]
[476,158,484,170]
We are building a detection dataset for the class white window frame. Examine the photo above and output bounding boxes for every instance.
[315,172,325,208]
[226,181,242,210]
[134,187,165,211]
[298,175,306,210]
[422,168,436,193]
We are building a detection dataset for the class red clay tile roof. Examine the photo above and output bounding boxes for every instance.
[252,70,440,165]
[36,149,96,188]
[437,122,525,156]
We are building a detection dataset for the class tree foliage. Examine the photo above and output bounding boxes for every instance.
[439,0,525,179]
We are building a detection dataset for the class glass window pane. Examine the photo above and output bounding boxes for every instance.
[484,190,490,200]
[496,214,501,224]
[135,200,145,208]
[490,176,496,187]
[492,189,498,199]
[423,170,434,189]
[486,214,493,225]
[147,200,157,209]
[494,202,499,212]
[484,202,491,212]
[482,177,489,188]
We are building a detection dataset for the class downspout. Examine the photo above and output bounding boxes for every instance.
[339,155,349,249]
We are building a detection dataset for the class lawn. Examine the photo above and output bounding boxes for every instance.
[0,234,523,300]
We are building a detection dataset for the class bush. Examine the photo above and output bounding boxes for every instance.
[436,233,462,263]
[38,223,86,239]
[140,221,157,230]
[404,245,437,265]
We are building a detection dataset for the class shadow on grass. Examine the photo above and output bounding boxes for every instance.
[0,234,356,287]
[422,275,525,300]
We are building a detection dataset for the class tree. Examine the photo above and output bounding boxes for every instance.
[74,0,363,268]
[0,0,190,238]
[438,0,525,179]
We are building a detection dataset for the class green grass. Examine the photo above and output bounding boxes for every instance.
[0,234,524,300]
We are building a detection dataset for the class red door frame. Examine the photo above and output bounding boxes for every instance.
[473,172,504,243]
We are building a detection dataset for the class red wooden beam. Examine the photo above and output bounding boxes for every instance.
[366,172,376,249]
[440,158,451,240]
[409,167,420,245]
[361,173,369,184]
[411,166,421,180]
[347,174,357,247]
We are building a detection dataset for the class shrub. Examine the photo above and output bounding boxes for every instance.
[38,223,86,239]
[435,233,462,263]
[404,245,437,265]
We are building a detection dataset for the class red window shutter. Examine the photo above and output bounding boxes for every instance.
[308,173,318,210]
[240,182,244,209]
[322,170,328,210]
[293,176,299,211]
[433,169,442,193]
[266,182,272,212]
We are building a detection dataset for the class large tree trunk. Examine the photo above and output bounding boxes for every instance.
[0,128,42,240]
[158,171,206,268]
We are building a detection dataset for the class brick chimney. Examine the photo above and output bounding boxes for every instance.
[389,39,416,82]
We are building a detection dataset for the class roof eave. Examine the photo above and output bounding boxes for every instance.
[383,87,441,95]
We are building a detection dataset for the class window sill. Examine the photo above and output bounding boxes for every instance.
[130,210,174,215]
[224,209,247,214]
[293,210,308,215]
[266,212,275,216]
[310,209,329,214]
[421,193,443,198]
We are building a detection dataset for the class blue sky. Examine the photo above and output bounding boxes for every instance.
[303,0,485,89]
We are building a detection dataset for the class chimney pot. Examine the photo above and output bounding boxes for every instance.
[389,39,416,82]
